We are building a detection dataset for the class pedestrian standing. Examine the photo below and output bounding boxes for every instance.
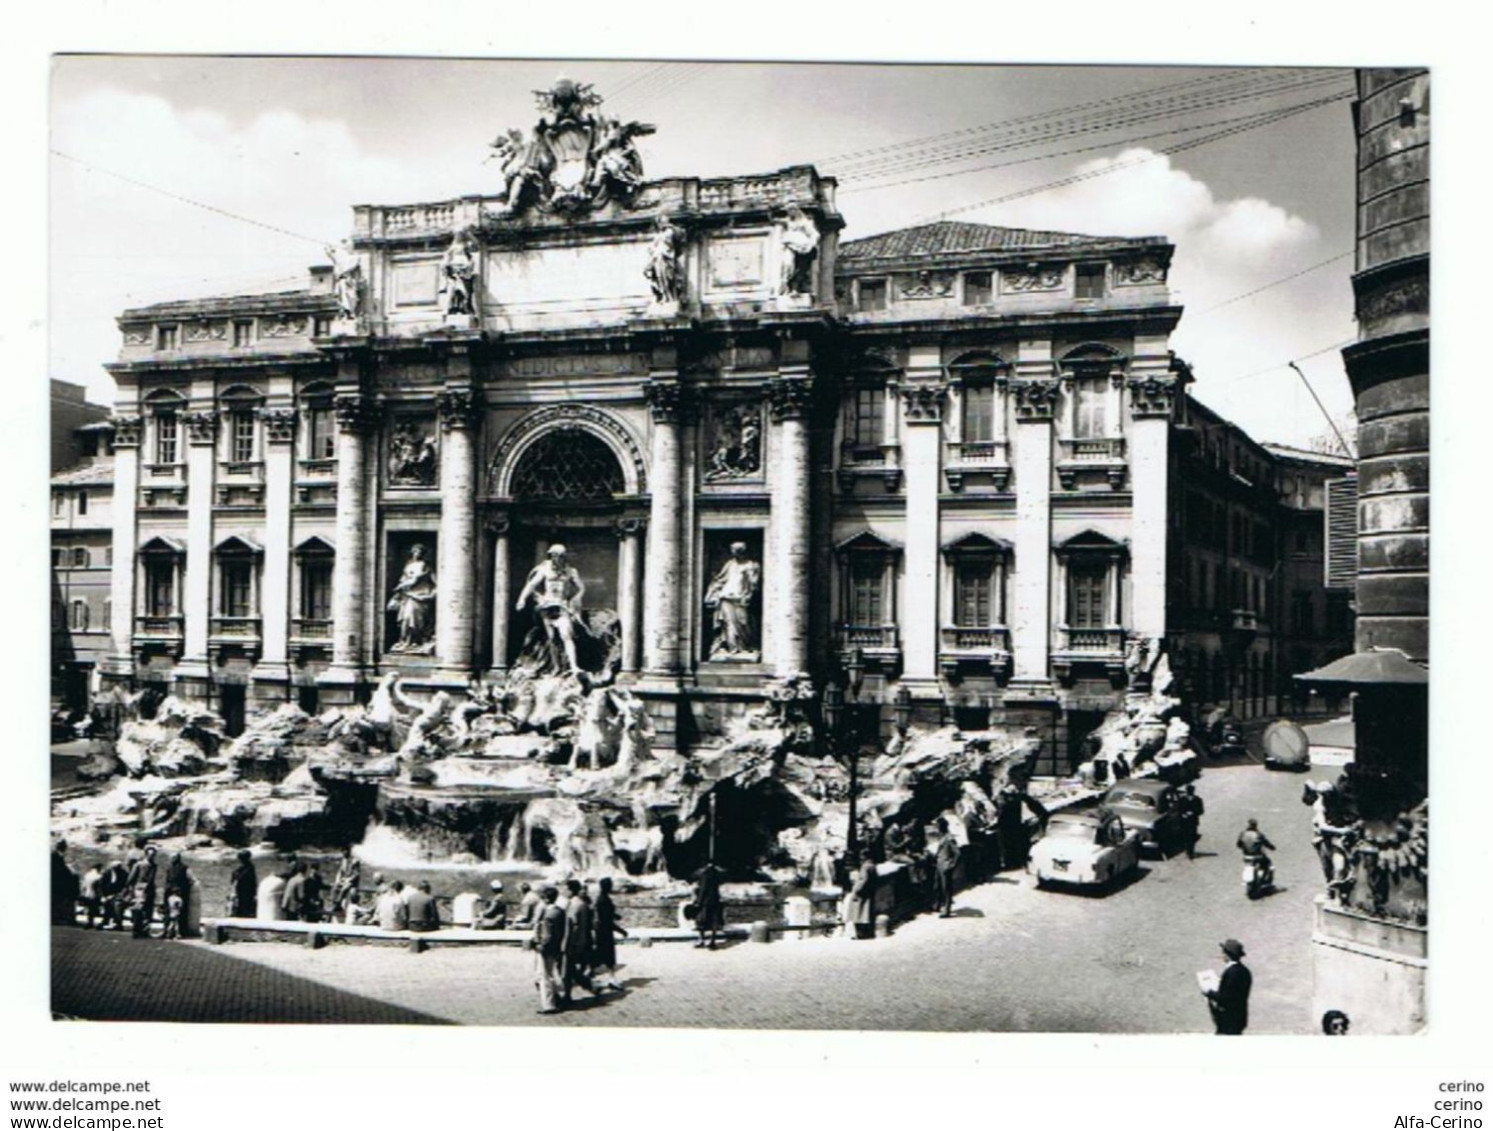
[98,859,128,930]
[530,885,567,1015]
[591,877,628,992]
[126,844,159,938]
[281,860,308,921]
[330,848,360,919]
[1178,784,1205,859]
[847,854,878,939]
[932,818,960,918]
[562,879,596,1001]
[301,864,327,923]
[51,840,79,926]
[78,862,103,929]
[1204,938,1253,1035]
[228,849,258,918]
[692,862,726,950]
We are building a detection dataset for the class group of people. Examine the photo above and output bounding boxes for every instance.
[526,878,628,1015]
[54,839,193,939]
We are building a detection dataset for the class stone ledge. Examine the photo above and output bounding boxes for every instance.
[201,917,753,948]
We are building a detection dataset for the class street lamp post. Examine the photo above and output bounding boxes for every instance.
[838,648,867,859]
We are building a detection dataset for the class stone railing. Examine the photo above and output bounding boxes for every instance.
[210,617,262,639]
[218,460,264,479]
[382,202,457,234]
[1058,626,1124,653]
[943,439,1012,491]
[1057,437,1126,463]
[837,443,903,492]
[839,624,899,652]
[291,618,333,641]
[939,625,1011,652]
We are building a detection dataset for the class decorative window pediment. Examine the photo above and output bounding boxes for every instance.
[834,528,902,556]
[138,535,186,556]
[293,535,336,557]
[941,531,1012,559]
[1055,528,1128,557]
[214,534,263,556]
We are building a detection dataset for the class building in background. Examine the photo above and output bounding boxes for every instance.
[52,379,110,473]
[51,418,115,710]
[93,78,1348,759]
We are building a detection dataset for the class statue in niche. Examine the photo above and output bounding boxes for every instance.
[387,544,437,654]
[388,421,437,486]
[515,544,587,675]
[325,242,363,321]
[704,404,762,481]
[439,228,479,316]
[778,205,819,295]
[644,217,686,305]
[705,542,762,660]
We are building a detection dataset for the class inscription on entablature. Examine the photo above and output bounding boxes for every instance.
[501,354,649,379]
[706,235,767,288]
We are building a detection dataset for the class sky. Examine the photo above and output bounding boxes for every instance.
[51,57,1359,448]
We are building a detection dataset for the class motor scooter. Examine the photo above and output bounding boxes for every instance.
[1242,853,1273,899]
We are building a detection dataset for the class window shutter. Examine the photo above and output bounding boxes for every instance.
[1325,474,1359,590]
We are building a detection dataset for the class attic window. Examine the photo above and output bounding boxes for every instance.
[1075,264,1107,300]
[963,271,993,306]
[858,279,888,312]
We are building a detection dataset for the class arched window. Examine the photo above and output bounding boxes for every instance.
[511,431,624,502]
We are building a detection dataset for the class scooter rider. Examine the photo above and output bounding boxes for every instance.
[1237,818,1276,888]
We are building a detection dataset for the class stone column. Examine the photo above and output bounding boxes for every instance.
[323,391,374,694]
[1010,351,1060,683]
[104,414,142,679]
[616,517,646,674]
[174,406,218,695]
[768,373,814,677]
[487,517,510,677]
[1126,342,1176,641]
[436,386,479,680]
[896,348,944,687]
[252,402,297,699]
[642,379,684,676]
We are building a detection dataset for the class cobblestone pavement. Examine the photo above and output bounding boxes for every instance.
[52,762,1322,1032]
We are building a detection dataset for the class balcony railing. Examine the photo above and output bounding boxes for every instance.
[839,624,899,651]
[1058,626,1125,654]
[1057,437,1126,463]
[945,439,1010,466]
[837,444,902,492]
[939,625,1012,653]
[298,457,338,478]
[291,617,333,641]
[134,615,184,639]
[218,460,264,479]
[210,616,262,639]
[1229,609,1259,632]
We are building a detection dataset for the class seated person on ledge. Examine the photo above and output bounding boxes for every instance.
[475,880,507,930]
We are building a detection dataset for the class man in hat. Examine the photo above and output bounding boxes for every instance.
[529,886,567,1014]
[1204,939,1253,1035]
[126,844,159,938]
[1177,784,1205,860]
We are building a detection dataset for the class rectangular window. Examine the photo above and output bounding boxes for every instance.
[156,414,178,465]
[1075,264,1106,299]
[848,558,885,625]
[858,279,887,312]
[221,561,253,618]
[954,561,997,626]
[306,407,336,460]
[1068,564,1109,628]
[103,599,111,629]
[53,493,63,517]
[301,559,333,621]
[962,383,996,442]
[73,547,88,568]
[158,325,178,350]
[848,387,884,450]
[51,548,62,568]
[1073,376,1108,438]
[105,546,113,566]
[233,320,254,348]
[313,315,333,338]
[71,600,89,631]
[77,491,88,515]
[963,271,993,306]
[231,410,256,462]
[145,560,175,617]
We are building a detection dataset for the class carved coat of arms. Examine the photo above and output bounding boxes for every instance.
[487,78,656,218]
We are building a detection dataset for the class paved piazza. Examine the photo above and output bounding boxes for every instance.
[53,761,1321,1032]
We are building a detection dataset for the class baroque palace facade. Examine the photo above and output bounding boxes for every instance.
[96,79,1340,766]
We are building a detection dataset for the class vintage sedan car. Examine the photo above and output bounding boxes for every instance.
[1028,810,1140,890]
[1101,778,1184,855]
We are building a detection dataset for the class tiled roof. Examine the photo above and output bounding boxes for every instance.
[51,459,114,487]
[838,220,1159,262]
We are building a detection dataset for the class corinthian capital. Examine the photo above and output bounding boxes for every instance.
[768,376,815,422]
[438,387,481,431]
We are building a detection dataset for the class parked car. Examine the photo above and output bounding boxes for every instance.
[1101,778,1184,855]
[1028,810,1141,890]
